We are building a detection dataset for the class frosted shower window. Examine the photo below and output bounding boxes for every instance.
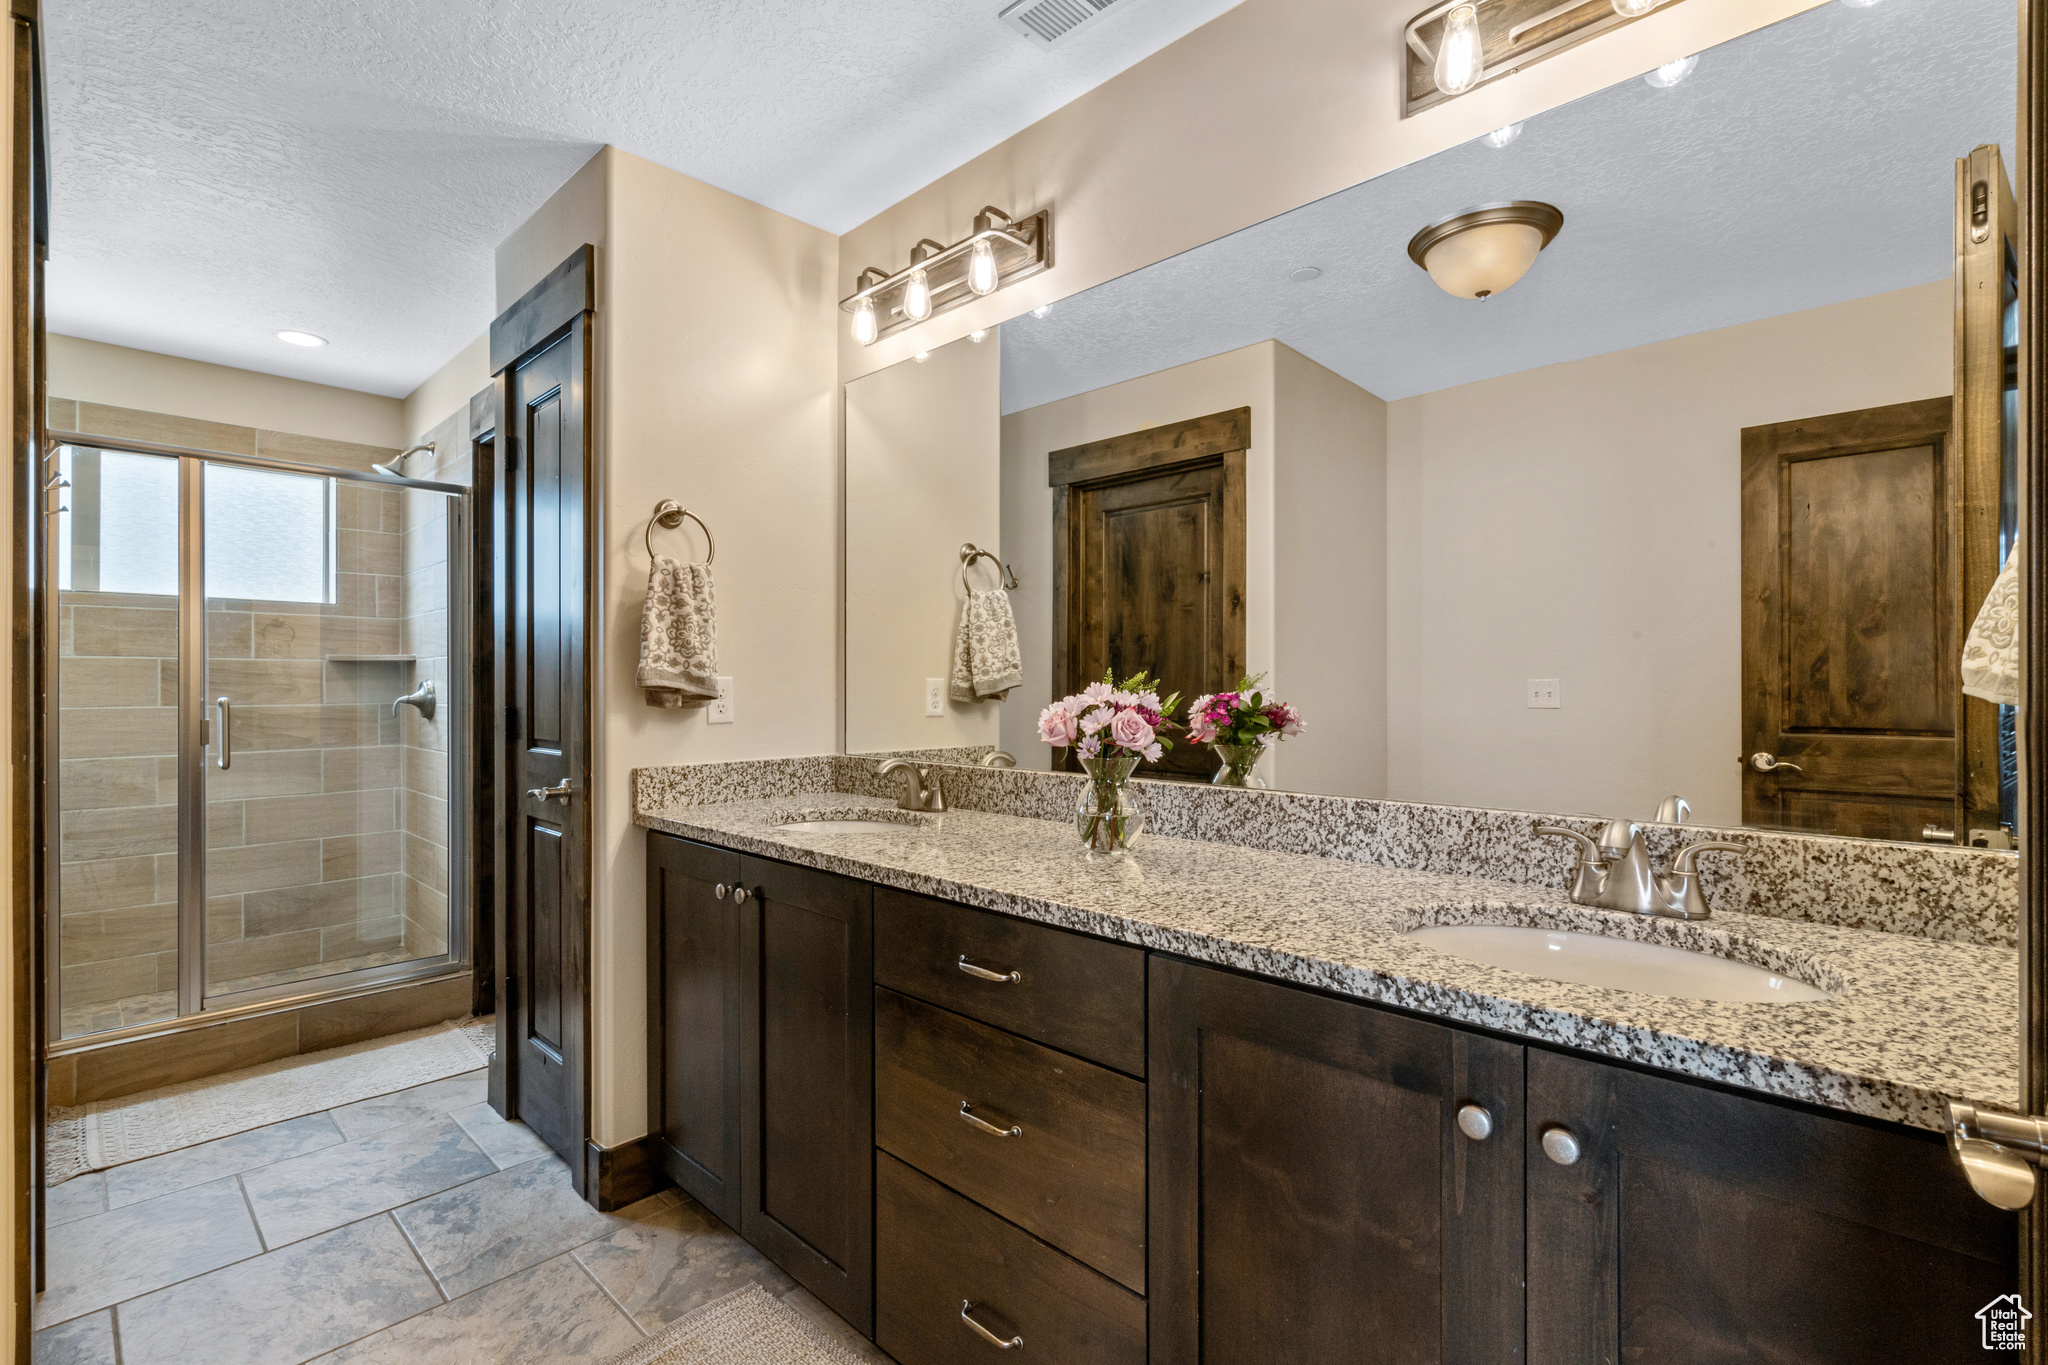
[205,464,334,603]
[96,450,179,596]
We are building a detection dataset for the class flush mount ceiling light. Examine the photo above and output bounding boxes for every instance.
[839,205,1051,345]
[275,330,326,347]
[1402,0,1700,115]
[1288,266,1323,282]
[1406,201,1564,300]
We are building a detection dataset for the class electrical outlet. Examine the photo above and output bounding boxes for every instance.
[1527,678,1561,709]
[708,676,734,724]
[926,678,946,717]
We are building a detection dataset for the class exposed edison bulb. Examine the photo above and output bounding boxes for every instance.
[903,267,932,322]
[1611,0,1668,16]
[1643,53,1698,88]
[1481,122,1523,150]
[851,295,878,346]
[1433,4,1485,97]
[967,239,998,296]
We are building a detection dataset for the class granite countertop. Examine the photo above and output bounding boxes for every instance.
[634,792,2019,1133]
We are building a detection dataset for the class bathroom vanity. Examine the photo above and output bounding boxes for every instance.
[638,785,2019,1364]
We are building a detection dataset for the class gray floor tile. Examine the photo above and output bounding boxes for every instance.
[448,1100,554,1171]
[37,1176,262,1328]
[241,1113,496,1248]
[115,1214,442,1365]
[328,1070,489,1141]
[44,1173,105,1228]
[574,1189,795,1331]
[782,1286,897,1363]
[107,1112,347,1209]
[32,1309,117,1365]
[396,1155,625,1299]
[307,1252,643,1364]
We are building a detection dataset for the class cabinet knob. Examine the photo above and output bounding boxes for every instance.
[714,883,728,899]
[731,886,752,904]
[1540,1125,1583,1166]
[1456,1103,1494,1141]
[960,1301,1023,1350]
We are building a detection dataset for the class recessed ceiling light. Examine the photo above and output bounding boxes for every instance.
[1288,266,1323,283]
[1643,54,1698,88]
[275,330,327,348]
[1482,123,1524,150]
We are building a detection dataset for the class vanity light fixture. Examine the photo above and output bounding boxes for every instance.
[1407,201,1564,300]
[1482,122,1524,149]
[275,329,326,347]
[1611,0,1670,15]
[1434,3,1485,95]
[1403,0,1700,115]
[1643,52,1698,87]
[838,205,1051,345]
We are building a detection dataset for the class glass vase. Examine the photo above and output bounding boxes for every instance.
[1210,743,1268,788]
[1074,755,1144,857]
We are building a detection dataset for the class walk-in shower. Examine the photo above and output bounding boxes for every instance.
[46,431,469,1042]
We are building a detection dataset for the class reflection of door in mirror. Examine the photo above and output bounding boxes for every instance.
[1051,409,1247,779]
[1741,399,1957,842]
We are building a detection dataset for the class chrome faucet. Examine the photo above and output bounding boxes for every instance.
[392,679,435,721]
[877,759,946,812]
[1535,819,1744,920]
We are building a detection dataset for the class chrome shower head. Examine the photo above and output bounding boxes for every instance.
[372,442,435,479]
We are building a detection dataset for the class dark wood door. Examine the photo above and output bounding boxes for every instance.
[1149,956,1525,1365]
[502,320,590,1184]
[1526,1048,2017,1362]
[1052,408,1248,778]
[738,855,875,1334]
[1741,397,1961,840]
[645,832,742,1226]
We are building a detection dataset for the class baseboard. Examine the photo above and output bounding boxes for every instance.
[585,1133,669,1212]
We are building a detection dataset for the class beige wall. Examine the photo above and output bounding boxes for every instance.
[495,147,841,1145]
[401,334,490,449]
[50,335,403,449]
[837,0,1827,382]
[1384,280,1953,826]
[845,334,1002,753]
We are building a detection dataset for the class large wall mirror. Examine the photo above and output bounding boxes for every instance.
[844,0,2023,850]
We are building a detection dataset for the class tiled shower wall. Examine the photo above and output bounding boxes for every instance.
[54,398,460,1036]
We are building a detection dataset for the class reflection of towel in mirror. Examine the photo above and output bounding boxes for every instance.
[1962,534,2020,706]
[638,555,718,708]
[950,589,1023,703]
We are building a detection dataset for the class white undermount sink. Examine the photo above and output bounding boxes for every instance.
[1407,924,1831,1003]
[775,818,922,834]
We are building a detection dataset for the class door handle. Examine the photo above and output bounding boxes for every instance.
[215,697,232,771]
[958,1101,1023,1138]
[525,781,574,802]
[1748,752,1802,775]
[959,1301,1023,1350]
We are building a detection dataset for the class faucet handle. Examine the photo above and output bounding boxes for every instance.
[1666,839,1744,877]
[1534,824,1601,862]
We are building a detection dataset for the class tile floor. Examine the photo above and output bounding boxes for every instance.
[34,1066,896,1364]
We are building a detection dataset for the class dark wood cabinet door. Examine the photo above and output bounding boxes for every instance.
[1526,1048,2018,1363]
[738,855,875,1335]
[1149,956,1525,1365]
[645,832,741,1226]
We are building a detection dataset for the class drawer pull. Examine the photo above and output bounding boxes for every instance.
[958,955,1022,984]
[960,1300,1024,1350]
[958,1101,1023,1138]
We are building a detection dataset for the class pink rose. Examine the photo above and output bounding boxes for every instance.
[1110,708,1154,751]
[1037,703,1077,747]
[1188,717,1218,744]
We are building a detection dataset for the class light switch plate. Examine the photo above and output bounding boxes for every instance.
[926,678,945,717]
[1527,678,1561,709]
[708,676,734,724]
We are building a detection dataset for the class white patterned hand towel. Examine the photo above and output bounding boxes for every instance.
[949,588,1024,702]
[1963,534,2020,706]
[638,554,718,708]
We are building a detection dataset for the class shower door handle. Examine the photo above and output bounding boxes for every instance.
[215,697,232,770]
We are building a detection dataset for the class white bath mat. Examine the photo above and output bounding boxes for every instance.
[600,1285,874,1365]
[46,1017,492,1186]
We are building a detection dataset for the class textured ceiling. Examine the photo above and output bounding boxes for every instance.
[1000,0,2018,412]
[45,0,1245,395]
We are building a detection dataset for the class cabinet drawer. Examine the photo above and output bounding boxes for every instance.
[876,988,1146,1291]
[874,888,1145,1075]
[877,1152,1146,1365]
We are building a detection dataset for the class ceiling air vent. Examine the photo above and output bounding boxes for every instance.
[997,0,1128,48]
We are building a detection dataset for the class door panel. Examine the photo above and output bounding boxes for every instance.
[502,319,588,1181]
[1148,955,1524,1365]
[646,832,742,1224]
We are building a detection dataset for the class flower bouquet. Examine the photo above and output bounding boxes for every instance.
[1186,675,1304,787]
[1037,671,1181,856]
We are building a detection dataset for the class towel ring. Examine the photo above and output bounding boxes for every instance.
[647,499,715,565]
[960,543,1018,591]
